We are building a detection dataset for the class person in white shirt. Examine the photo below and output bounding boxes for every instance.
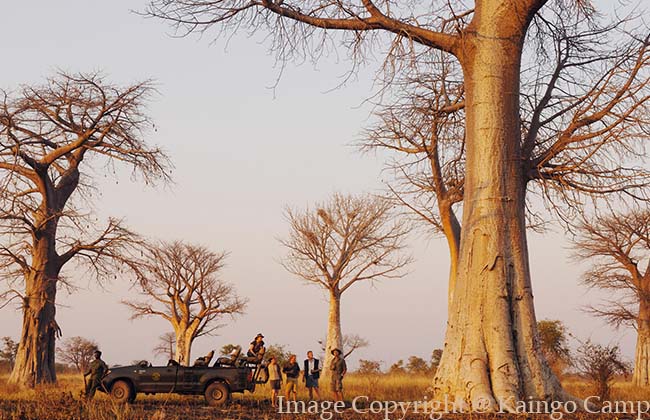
[302,350,321,401]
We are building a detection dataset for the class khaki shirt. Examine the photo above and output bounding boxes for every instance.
[268,364,282,381]
[86,359,108,378]
[331,356,347,377]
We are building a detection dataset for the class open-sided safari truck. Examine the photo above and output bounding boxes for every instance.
[100,347,269,406]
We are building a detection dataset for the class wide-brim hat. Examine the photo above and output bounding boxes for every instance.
[255,333,264,339]
[331,348,342,355]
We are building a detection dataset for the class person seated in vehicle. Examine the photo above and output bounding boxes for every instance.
[246,333,265,363]
[193,350,214,367]
[215,346,241,366]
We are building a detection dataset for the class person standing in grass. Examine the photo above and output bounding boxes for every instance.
[283,354,301,401]
[268,356,282,407]
[330,348,346,402]
[303,350,321,401]
[84,350,108,400]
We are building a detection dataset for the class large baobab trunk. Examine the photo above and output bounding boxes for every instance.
[174,329,194,366]
[323,290,343,375]
[433,4,565,410]
[633,300,650,386]
[9,269,60,387]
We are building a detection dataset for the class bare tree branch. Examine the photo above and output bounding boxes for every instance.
[572,209,650,330]
[124,241,247,365]
[279,193,412,295]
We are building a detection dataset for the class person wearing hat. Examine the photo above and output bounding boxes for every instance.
[84,350,108,400]
[247,333,266,362]
[330,348,346,402]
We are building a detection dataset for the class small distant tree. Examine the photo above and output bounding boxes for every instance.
[152,332,176,360]
[124,241,247,366]
[537,320,572,375]
[265,344,291,367]
[0,337,19,368]
[281,193,411,373]
[357,359,382,375]
[220,344,240,356]
[56,337,99,373]
[342,334,369,358]
[319,334,370,359]
[430,349,443,372]
[388,360,405,375]
[406,356,430,374]
[575,341,630,401]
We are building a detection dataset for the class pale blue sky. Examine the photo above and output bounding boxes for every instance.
[0,0,634,369]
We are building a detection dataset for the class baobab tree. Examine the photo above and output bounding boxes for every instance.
[0,72,170,386]
[124,241,247,366]
[363,10,650,309]
[280,193,410,373]
[153,332,176,360]
[573,210,650,386]
[146,0,650,409]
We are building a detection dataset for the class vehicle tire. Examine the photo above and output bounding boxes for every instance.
[110,380,135,404]
[204,382,230,406]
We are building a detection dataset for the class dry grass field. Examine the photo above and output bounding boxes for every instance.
[1,372,650,420]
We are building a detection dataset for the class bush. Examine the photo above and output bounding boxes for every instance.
[357,359,382,375]
[575,341,630,401]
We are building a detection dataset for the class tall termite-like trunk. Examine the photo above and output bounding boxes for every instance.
[433,2,566,411]
[322,289,343,376]
[633,297,650,386]
[9,242,61,387]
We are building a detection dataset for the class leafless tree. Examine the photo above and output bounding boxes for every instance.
[0,72,170,387]
[361,55,465,307]
[281,193,410,374]
[573,210,650,386]
[56,336,99,373]
[146,0,649,409]
[319,333,370,359]
[124,241,247,366]
[153,332,176,361]
[362,11,650,308]
[575,341,630,401]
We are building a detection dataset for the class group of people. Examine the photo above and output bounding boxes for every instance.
[247,333,348,407]
[83,333,348,405]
